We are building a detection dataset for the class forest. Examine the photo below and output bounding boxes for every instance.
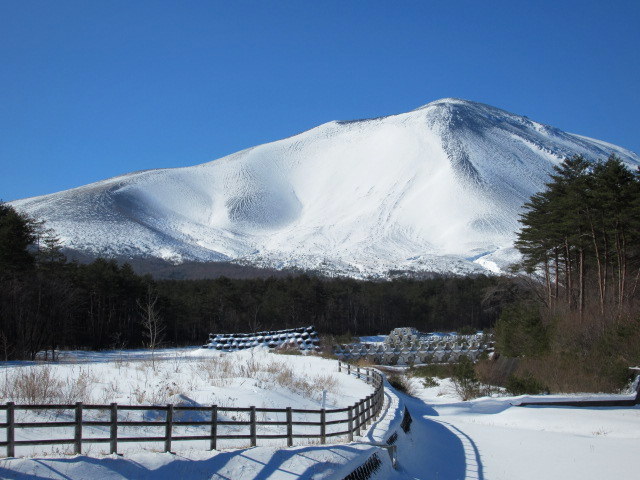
[492,154,640,392]
[0,201,513,360]
[516,154,639,315]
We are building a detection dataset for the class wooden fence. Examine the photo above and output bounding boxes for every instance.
[0,361,383,457]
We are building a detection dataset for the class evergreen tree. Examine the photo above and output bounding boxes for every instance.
[0,202,36,275]
[515,154,639,317]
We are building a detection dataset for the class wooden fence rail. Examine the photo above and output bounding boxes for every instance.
[0,361,383,458]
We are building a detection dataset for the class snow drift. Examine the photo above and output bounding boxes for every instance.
[11,98,640,276]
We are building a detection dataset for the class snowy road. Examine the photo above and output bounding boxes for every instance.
[381,383,640,480]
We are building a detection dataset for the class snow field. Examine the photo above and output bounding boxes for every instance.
[2,358,638,479]
[379,375,640,480]
[0,348,374,458]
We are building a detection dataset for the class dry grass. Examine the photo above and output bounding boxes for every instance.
[408,363,455,380]
[0,350,348,409]
[474,357,518,387]
[0,366,99,404]
[387,374,417,396]
[352,357,375,368]
[190,356,237,387]
[188,353,340,401]
[260,359,339,400]
[1,366,63,404]
[271,344,304,356]
[314,373,339,393]
[477,349,633,395]
[513,353,630,393]
[494,308,640,394]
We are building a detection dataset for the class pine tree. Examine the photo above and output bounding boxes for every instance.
[515,154,639,317]
[0,202,36,275]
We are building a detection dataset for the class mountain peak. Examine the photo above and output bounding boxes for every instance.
[414,97,493,112]
[419,97,474,107]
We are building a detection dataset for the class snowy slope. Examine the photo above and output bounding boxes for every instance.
[11,98,640,277]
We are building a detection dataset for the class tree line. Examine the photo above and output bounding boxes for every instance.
[0,202,513,360]
[516,154,639,317]
[156,273,506,344]
[491,154,640,393]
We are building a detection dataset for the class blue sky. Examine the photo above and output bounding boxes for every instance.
[1,0,639,201]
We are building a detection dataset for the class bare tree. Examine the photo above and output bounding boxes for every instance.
[137,286,165,369]
[0,329,13,362]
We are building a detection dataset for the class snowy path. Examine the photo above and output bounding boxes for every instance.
[380,384,640,480]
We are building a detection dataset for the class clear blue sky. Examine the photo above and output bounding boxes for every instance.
[1,0,639,201]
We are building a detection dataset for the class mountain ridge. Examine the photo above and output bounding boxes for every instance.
[11,98,640,278]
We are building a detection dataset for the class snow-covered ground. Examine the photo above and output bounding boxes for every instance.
[0,347,389,479]
[381,378,640,480]
[0,348,373,458]
[3,347,369,411]
[1,350,639,479]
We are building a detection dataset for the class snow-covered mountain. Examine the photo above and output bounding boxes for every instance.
[11,98,640,277]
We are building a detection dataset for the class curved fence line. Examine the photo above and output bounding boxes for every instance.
[0,360,384,458]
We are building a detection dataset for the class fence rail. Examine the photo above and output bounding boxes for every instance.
[0,361,383,458]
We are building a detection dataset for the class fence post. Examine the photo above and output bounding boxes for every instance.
[365,397,371,426]
[372,377,378,418]
[355,402,361,436]
[320,409,326,444]
[347,405,353,442]
[165,404,173,453]
[363,397,368,426]
[210,405,218,451]
[366,368,370,383]
[372,393,377,419]
[74,402,83,454]
[347,364,351,376]
[360,400,365,431]
[357,366,360,379]
[110,403,118,455]
[370,395,374,423]
[6,402,14,457]
[338,361,341,373]
[250,406,257,447]
[286,407,293,447]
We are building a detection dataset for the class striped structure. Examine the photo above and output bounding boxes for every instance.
[203,326,320,352]
[333,328,493,365]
